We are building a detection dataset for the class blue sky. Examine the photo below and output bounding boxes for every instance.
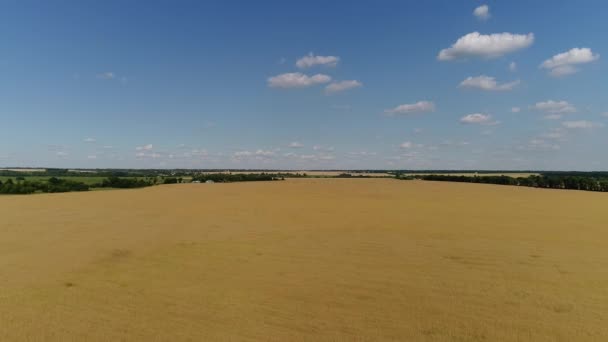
[1,0,607,170]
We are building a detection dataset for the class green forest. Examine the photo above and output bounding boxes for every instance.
[402,173,608,192]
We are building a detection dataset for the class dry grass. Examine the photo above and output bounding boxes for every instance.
[1,179,607,341]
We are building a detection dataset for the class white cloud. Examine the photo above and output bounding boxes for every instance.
[234,151,253,157]
[531,100,577,116]
[288,141,304,148]
[348,151,377,157]
[511,107,521,113]
[544,114,563,120]
[268,72,331,88]
[459,75,520,91]
[602,112,608,117]
[83,137,96,143]
[540,128,565,140]
[509,61,517,71]
[254,149,275,157]
[325,80,362,94]
[525,139,560,151]
[97,72,115,80]
[87,155,97,159]
[313,145,334,152]
[56,151,68,157]
[460,113,498,125]
[473,5,490,21]
[548,65,578,77]
[135,151,161,159]
[540,48,599,77]
[562,120,603,129]
[385,101,435,116]
[400,141,413,149]
[438,32,534,61]
[318,155,335,161]
[296,53,340,68]
[135,144,153,151]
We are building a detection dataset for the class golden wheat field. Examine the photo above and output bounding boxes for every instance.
[1,178,608,341]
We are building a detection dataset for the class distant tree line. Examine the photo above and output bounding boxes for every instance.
[163,177,184,184]
[401,174,608,192]
[191,173,283,183]
[0,176,157,195]
[336,173,373,178]
[0,177,90,194]
[97,176,154,189]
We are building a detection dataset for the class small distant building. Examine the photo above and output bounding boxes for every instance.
[192,180,201,183]
[205,180,215,184]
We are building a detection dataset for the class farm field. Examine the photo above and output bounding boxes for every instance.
[1,178,608,341]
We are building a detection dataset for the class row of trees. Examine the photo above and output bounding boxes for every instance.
[191,173,283,183]
[0,176,157,194]
[0,177,90,194]
[97,176,154,189]
[405,174,608,192]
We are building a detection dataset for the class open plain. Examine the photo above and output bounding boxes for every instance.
[1,178,608,341]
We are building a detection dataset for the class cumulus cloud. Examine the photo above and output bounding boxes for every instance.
[348,151,377,157]
[136,151,161,159]
[511,107,521,113]
[288,141,304,148]
[313,145,334,152]
[83,137,96,143]
[473,5,490,21]
[547,65,578,77]
[318,155,335,161]
[325,80,362,94]
[136,144,153,151]
[56,151,68,157]
[385,101,435,116]
[296,53,340,68]
[531,100,577,119]
[231,149,276,160]
[234,151,253,157]
[97,72,115,79]
[254,149,275,157]
[524,139,560,151]
[541,128,565,140]
[268,72,331,88]
[540,48,599,77]
[459,75,520,91]
[562,120,603,129]
[460,113,498,125]
[509,61,517,71]
[400,141,414,149]
[438,32,534,61]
